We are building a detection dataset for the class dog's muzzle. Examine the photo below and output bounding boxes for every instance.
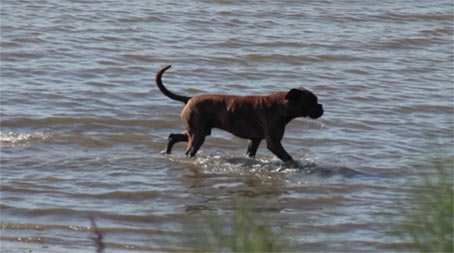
[309,104,324,119]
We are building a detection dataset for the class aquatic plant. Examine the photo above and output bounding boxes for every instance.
[90,217,105,253]
[397,158,453,252]
[192,200,289,252]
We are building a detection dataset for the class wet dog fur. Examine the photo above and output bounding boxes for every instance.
[156,65,323,163]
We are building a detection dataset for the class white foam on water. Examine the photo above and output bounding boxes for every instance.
[169,152,319,174]
[0,132,53,146]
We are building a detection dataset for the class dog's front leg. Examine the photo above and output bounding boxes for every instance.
[264,128,293,162]
[246,139,262,158]
[266,139,293,162]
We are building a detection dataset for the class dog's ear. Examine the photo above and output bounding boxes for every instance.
[285,89,302,101]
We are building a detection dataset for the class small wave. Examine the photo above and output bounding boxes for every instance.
[384,37,434,49]
[1,117,175,129]
[2,52,43,60]
[300,164,365,178]
[0,132,53,146]
[244,54,318,64]
[74,190,161,200]
[1,204,163,223]
[122,54,155,63]
[381,11,453,22]
[241,53,363,65]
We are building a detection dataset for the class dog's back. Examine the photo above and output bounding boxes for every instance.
[181,93,288,140]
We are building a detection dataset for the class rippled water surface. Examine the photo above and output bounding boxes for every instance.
[1,0,453,252]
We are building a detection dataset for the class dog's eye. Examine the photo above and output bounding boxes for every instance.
[312,96,318,103]
[308,97,317,104]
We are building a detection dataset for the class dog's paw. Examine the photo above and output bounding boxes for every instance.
[277,160,300,172]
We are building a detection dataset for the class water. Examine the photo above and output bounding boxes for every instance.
[1,0,453,252]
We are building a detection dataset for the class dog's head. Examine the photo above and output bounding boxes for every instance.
[285,88,323,119]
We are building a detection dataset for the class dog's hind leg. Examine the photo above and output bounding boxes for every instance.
[165,133,188,154]
[185,133,207,158]
[246,139,262,158]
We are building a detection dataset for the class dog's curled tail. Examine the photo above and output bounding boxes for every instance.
[155,65,191,104]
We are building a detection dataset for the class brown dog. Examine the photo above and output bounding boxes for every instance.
[156,65,323,163]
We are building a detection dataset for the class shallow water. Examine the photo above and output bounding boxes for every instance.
[1,0,453,252]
